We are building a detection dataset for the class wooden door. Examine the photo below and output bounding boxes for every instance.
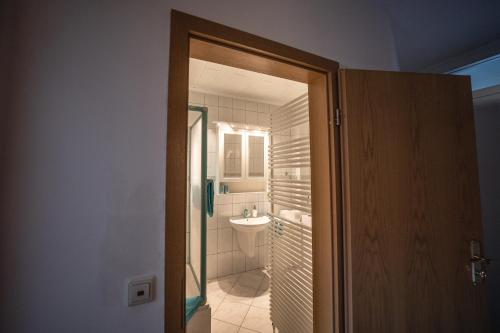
[340,69,488,332]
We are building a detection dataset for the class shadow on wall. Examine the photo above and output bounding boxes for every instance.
[473,86,500,332]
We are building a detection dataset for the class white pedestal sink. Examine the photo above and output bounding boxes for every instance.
[229,215,270,258]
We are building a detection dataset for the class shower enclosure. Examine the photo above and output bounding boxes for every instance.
[185,106,207,322]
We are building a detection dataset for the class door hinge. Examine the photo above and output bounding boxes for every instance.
[335,108,341,126]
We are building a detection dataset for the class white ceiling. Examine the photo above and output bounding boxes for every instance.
[189,58,308,106]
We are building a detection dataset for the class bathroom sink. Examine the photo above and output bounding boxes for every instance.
[230,216,270,231]
[230,215,270,257]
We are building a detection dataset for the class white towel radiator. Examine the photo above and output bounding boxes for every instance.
[268,93,313,333]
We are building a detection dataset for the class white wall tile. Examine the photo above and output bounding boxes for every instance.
[247,203,258,215]
[189,91,205,105]
[246,251,260,271]
[207,106,218,126]
[258,113,270,127]
[217,252,233,277]
[205,94,219,106]
[207,229,218,255]
[219,96,233,108]
[245,193,260,203]
[207,152,217,178]
[232,251,246,274]
[269,105,278,113]
[217,194,232,205]
[233,99,245,109]
[208,128,217,153]
[259,245,269,267]
[232,233,240,251]
[218,204,232,228]
[257,202,267,214]
[218,228,233,252]
[207,254,218,280]
[232,109,245,123]
[245,111,259,125]
[232,193,245,204]
[257,103,269,113]
[245,101,258,111]
[232,203,246,216]
[207,204,218,230]
[219,107,232,122]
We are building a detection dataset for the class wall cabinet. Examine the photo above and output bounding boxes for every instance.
[218,127,268,182]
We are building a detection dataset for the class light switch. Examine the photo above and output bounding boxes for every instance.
[128,275,154,306]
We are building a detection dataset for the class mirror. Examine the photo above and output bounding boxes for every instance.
[248,135,265,177]
[223,133,242,178]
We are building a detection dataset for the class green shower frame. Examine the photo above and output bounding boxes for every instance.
[185,105,208,323]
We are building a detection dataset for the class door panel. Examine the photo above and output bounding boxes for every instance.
[340,69,488,332]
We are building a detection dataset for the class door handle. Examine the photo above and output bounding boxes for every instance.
[470,240,490,286]
[471,255,491,265]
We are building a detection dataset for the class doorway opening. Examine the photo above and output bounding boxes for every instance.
[187,58,310,332]
[166,10,343,333]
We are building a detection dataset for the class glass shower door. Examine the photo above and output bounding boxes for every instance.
[185,106,207,322]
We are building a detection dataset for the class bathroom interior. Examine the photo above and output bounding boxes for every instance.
[185,58,313,333]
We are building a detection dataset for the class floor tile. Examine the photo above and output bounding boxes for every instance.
[225,284,258,304]
[258,275,270,290]
[207,292,225,314]
[211,318,240,333]
[237,271,264,289]
[207,282,227,298]
[213,274,240,292]
[241,306,273,333]
[213,300,250,326]
[207,279,229,314]
[208,271,273,332]
[251,288,269,309]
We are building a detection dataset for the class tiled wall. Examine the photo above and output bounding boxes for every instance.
[189,90,276,180]
[207,192,271,279]
[188,90,277,279]
[189,90,273,128]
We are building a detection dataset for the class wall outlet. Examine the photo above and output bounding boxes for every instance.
[127,275,155,306]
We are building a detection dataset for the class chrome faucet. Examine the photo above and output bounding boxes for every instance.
[243,208,250,218]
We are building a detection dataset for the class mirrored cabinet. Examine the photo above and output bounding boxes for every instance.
[223,133,243,178]
[218,127,268,182]
[248,135,265,177]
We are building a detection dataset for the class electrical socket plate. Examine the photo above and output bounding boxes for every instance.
[127,275,154,306]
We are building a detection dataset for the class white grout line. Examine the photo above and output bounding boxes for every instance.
[209,270,272,333]
[238,305,252,332]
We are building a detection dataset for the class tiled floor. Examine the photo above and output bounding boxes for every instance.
[208,269,273,333]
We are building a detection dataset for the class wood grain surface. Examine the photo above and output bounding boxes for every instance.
[340,69,488,333]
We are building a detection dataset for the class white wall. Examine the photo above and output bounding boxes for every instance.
[473,87,500,332]
[0,1,398,332]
